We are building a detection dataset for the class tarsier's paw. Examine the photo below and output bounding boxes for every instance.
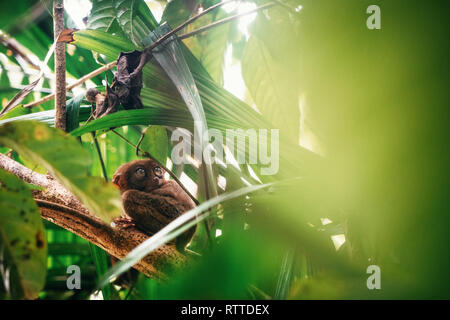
[113,216,136,229]
[152,180,195,209]
[152,182,179,199]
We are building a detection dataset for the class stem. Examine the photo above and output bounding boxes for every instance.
[124,282,136,300]
[143,0,236,55]
[91,132,109,182]
[111,129,140,151]
[53,0,66,131]
[24,61,116,108]
[178,2,276,40]
[88,132,114,300]
[0,34,40,69]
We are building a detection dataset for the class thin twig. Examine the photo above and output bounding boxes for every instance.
[143,0,236,56]
[0,34,40,69]
[7,1,48,36]
[178,2,276,40]
[124,282,136,300]
[135,129,147,157]
[24,61,116,108]
[111,129,138,149]
[91,132,109,182]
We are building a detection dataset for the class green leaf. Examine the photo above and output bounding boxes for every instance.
[14,22,52,62]
[72,30,270,130]
[65,94,85,132]
[115,0,158,45]
[242,9,302,144]
[89,243,114,300]
[0,121,122,222]
[88,0,158,47]
[0,60,10,87]
[70,108,191,135]
[0,36,57,117]
[143,24,210,132]
[13,19,100,84]
[194,17,229,86]
[73,29,135,60]
[71,30,319,179]
[0,104,32,121]
[274,247,295,299]
[0,107,91,127]
[139,125,169,164]
[0,169,47,299]
[88,0,128,38]
[181,7,231,85]
[160,0,194,29]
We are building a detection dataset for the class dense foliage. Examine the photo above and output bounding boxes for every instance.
[0,0,449,300]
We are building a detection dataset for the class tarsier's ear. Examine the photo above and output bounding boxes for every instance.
[112,173,124,190]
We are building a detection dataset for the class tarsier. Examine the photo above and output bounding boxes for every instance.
[112,159,196,250]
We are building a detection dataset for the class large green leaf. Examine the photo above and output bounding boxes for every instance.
[73,29,135,59]
[71,30,320,181]
[0,121,121,222]
[139,125,169,164]
[72,30,271,130]
[0,169,47,299]
[88,0,158,47]
[191,13,230,86]
[71,108,191,135]
[88,0,128,38]
[162,0,230,84]
[242,7,302,144]
[160,0,195,29]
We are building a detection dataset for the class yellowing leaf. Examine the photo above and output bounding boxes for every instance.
[0,169,47,299]
[0,121,121,222]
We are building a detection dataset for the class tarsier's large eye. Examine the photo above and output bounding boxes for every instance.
[153,166,163,178]
[134,167,146,179]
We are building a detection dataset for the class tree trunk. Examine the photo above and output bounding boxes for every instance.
[53,0,66,131]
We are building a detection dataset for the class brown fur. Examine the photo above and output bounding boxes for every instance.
[113,159,196,250]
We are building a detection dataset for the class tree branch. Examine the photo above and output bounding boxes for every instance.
[178,2,276,40]
[0,33,40,69]
[23,61,116,109]
[0,153,187,280]
[53,0,66,131]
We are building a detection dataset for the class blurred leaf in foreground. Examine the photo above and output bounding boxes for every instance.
[0,121,121,222]
[0,169,47,299]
